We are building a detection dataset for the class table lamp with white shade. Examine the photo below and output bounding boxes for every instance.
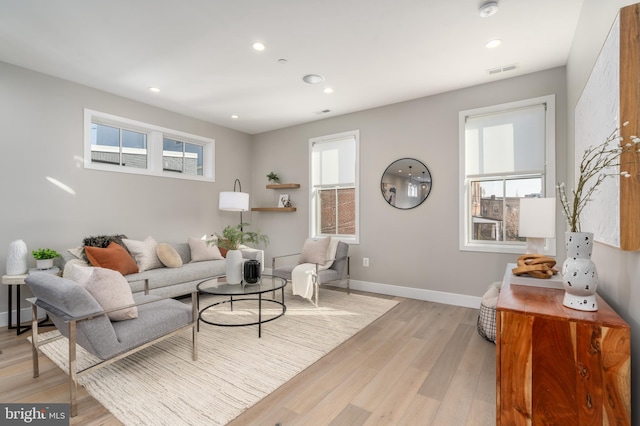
[518,197,556,255]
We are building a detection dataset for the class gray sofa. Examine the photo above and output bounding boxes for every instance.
[61,242,263,298]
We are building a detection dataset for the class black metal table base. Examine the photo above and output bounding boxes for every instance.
[199,288,286,338]
[7,283,54,335]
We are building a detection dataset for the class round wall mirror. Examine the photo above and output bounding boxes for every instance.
[381,158,432,209]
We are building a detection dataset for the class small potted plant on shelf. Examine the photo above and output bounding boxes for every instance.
[32,248,59,270]
[266,172,280,183]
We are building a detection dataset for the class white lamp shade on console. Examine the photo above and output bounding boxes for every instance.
[219,191,249,212]
[518,197,556,254]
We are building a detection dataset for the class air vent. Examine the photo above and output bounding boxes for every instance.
[487,63,518,75]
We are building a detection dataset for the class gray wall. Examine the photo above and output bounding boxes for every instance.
[250,67,567,302]
[566,0,639,421]
[0,61,251,318]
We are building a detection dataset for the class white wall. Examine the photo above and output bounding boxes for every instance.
[250,67,567,303]
[0,61,252,324]
[567,1,640,422]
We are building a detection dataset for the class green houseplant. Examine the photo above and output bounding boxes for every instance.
[32,248,59,270]
[209,223,269,251]
[266,172,280,183]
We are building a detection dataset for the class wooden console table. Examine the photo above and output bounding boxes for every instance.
[496,273,631,425]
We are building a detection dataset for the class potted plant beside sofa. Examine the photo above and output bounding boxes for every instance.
[32,248,59,270]
[209,223,268,284]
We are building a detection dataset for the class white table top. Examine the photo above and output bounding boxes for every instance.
[2,267,61,285]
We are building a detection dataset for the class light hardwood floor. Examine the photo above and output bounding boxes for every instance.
[0,291,496,425]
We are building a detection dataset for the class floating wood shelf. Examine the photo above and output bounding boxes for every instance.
[251,207,296,212]
[266,183,300,189]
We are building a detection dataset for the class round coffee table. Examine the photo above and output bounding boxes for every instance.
[197,275,287,338]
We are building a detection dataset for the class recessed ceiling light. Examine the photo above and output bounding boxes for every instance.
[479,1,499,17]
[323,87,334,94]
[252,42,265,51]
[303,74,325,84]
[485,39,502,48]
[149,87,160,92]
[231,115,239,119]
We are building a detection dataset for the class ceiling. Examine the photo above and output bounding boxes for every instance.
[0,0,584,135]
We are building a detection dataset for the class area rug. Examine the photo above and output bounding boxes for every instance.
[34,287,397,425]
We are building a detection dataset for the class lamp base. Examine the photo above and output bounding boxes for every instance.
[525,237,545,255]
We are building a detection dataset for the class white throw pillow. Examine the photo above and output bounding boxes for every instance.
[188,237,224,262]
[299,237,331,265]
[67,265,138,321]
[123,236,164,272]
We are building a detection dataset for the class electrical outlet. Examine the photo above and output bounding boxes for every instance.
[363,257,369,267]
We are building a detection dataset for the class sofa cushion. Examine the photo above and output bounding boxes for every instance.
[123,236,164,272]
[125,259,226,294]
[156,243,183,268]
[299,237,331,264]
[188,237,224,262]
[69,265,138,321]
[85,242,139,275]
[81,234,129,262]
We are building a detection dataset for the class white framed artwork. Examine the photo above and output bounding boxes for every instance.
[278,193,290,208]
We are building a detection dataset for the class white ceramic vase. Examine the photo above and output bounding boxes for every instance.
[6,239,28,275]
[561,231,598,311]
[225,249,244,284]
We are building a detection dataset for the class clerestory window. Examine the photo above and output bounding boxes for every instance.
[84,109,214,182]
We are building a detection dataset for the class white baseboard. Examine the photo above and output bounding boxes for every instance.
[0,307,46,329]
[263,268,481,309]
[343,280,481,309]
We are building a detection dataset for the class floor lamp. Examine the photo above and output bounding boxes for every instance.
[219,179,249,230]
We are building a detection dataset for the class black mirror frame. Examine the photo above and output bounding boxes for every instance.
[380,157,432,210]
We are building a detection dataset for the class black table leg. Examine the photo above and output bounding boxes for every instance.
[258,292,262,338]
[7,285,31,335]
[7,284,15,331]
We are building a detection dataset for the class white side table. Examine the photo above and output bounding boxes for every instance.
[2,269,58,335]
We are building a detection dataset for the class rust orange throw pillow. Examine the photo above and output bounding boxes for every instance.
[84,241,139,275]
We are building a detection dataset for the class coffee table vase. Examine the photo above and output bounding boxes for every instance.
[226,249,243,284]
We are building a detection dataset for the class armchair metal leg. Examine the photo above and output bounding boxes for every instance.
[31,304,40,378]
[68,320,78,418]
[346,257,350,294]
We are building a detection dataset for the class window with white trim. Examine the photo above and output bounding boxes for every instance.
[459,95,556,254]
[309,130,359,243]
[84,109,214,182]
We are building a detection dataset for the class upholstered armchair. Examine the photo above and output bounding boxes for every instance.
[25,273,197,417]
[272,240,350,306]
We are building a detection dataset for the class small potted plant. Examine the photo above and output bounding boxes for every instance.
[266,172,280,183]
[32,248,59,270]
